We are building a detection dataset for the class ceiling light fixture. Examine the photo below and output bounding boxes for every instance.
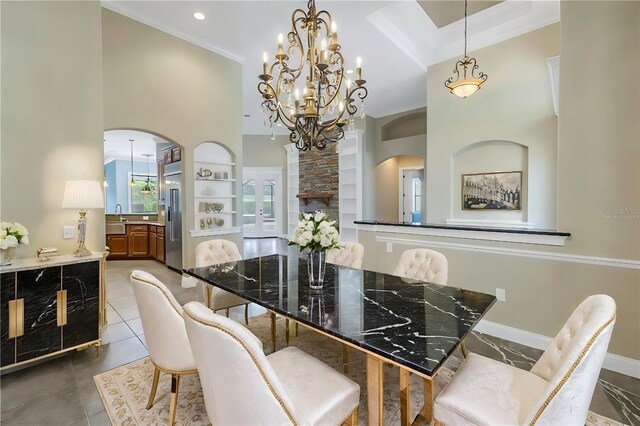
[258,0,368,150]
[140,154,154,194]
[129,139,136,187]
[444,0,488,98]
[193,12,205,21]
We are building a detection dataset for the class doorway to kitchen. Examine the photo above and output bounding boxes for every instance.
[242,167,282,238]
[400,167,424,224]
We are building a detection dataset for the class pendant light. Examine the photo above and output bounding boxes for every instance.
[444,0,488,98]
[129,139,136,187]
[140,154,154,194]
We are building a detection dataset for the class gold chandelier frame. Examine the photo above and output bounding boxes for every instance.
[258,0,367,150]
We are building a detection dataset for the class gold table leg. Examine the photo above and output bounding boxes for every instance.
[342,344,349,374]
[419,377,434,423]
[399,368,411,426]
[366,355,384,426]
[270,311,277,353]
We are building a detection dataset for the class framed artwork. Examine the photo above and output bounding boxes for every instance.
[163,149,172,164]
[171,147,182,162]
[462,171,522,210]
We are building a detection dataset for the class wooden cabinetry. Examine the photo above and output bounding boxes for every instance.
[128,225,149,257]
[1,256,102,370]
[106,235,127,256]
[106,224,165,262]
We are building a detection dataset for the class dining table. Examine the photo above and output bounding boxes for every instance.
[185,254,496,426]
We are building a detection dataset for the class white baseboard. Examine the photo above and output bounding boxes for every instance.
[475,319,640,379]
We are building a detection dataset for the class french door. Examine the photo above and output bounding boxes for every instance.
[242,168,282,238]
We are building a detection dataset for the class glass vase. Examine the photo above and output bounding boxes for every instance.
[0,246,16,266]
[307,250,326,289]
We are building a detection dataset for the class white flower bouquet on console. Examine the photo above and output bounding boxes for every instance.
[0,222,29,266]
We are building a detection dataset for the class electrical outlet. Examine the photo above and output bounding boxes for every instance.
[63,226,75,239]
[496,288,506,302]
[143,216,149,221]
[386,242,393,253]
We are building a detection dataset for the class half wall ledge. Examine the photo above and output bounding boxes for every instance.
[354,220,570,246]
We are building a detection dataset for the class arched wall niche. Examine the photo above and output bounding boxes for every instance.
[449,140,531,227]
[381,112,427,142]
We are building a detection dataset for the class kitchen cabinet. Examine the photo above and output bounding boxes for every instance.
[127,225,149,257]
[156,227,165,262]
[1,255,103,370]
[106,235,127,256]
[149,226,158,259]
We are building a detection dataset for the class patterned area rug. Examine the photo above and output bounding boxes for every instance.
[94,314,623,426]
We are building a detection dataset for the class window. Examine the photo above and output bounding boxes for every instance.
[412,177,422,212]
[129,174,158,213]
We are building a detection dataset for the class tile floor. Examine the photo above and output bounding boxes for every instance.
[1,238,638,425]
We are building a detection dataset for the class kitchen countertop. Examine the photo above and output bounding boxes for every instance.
[107,221,164,226]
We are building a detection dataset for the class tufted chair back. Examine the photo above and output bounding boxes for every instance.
[195,239,242,267]
[130,270,196,372]
[326,242,365,269]
[183,301,299,425]
[525,295,616,425]
[393,248,448,285]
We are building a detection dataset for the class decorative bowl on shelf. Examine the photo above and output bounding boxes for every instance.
[210,202,224,212]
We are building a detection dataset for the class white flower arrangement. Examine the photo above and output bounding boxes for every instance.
[0,222,29,250]
[289,211,340,252]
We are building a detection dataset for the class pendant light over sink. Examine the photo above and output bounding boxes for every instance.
[140,153,154,194]
[129,139,136,187]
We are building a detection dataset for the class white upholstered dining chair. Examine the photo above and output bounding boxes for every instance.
[195,239,250,325]
[183,301,361,426]
[130,270,197,426]
[434,294,616,426]
[326,242,365,270]
[393,248,448,285]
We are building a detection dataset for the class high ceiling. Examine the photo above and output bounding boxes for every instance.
[101,0,559,135]
[417,1,503,28]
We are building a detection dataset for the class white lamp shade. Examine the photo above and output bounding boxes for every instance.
[62,180,105,209]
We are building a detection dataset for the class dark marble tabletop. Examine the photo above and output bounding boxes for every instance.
[185,254,496,376]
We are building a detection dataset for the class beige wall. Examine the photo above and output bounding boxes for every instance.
[1,1,105,256]
[375,156,424,221]
[557,1,640,259]
[243,134,289,236]
[102,9,243,266]
[375,108,427,165]
[426,24,559,228]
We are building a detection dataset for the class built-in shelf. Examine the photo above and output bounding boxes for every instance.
[195,178,236,182]
[194,142,236,231]
[297,193,334,206]
[195,160,236,166]
[194,195,236,199]
[197,211,236,214]
[190,227,242,238]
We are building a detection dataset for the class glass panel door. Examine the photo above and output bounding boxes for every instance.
[243,170,281,237]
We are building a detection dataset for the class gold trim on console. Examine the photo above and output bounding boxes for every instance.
[57,290,68,326]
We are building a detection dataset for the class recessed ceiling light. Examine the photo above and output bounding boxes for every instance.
[193,12,205,20]
[346,69,354,74]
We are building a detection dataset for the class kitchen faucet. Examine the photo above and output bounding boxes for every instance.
[115,204,125,222]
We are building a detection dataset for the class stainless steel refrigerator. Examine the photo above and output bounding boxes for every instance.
[164,170,182,271]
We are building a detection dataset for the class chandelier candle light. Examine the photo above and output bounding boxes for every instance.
[258,0,368,151]
[444,0,488,98]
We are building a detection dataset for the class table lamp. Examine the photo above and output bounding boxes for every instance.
[62,180,104,257]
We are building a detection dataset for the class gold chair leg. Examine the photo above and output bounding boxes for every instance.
[146,365,161,410]
[342,344,349,374]
[341,406,359,426]
[460,340,469,358]
[168,374,180,426]
[244,304,249,326]
[270,311,276,353]
[295,322,299,336]
[285,319,290,346]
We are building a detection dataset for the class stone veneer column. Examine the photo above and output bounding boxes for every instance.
[298,144,339,220]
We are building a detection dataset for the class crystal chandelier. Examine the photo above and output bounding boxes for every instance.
[258,0,368,151]
[444,0,488,98]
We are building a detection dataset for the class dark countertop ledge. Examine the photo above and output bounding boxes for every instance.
[354,220,571,237]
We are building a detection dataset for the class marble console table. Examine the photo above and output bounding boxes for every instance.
[0,253,106,370]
